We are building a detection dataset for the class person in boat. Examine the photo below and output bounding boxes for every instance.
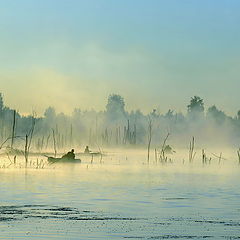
[84,146,90,154]
[62,149,75,159]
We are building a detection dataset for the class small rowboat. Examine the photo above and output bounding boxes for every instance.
[47,157,81,164]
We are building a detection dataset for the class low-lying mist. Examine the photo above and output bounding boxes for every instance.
[0,93,240,157]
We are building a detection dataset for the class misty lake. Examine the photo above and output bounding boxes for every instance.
[0,149,240,239]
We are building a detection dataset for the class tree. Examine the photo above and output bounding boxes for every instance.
[187,96,204,113]
[207,105,226,124]
[43,107,56,130]
[187,96,204,120]
[237,110,240,120]
[44,107,56,119]
[165,109,174,119]
[106,94,126,120]
[0,93,4,116]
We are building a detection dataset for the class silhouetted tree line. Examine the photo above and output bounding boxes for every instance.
[0,93,240,151]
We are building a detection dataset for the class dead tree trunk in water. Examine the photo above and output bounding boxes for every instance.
[133,124,137,145]
[147,117,152,164]
[24,114,36,166]
[116,126,119,145]
[45,134,50,150]
[189,137,196,163]
[52,129,57,158]
[24,134,28,166]
[11,110,16,150]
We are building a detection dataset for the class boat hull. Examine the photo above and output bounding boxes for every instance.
[48,157,81,163]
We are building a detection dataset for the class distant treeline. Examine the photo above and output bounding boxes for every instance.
[0,93,240,151]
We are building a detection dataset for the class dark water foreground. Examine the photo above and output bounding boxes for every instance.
[0,157,240,239]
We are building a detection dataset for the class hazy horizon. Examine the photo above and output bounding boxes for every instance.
[1,0,240,115]
[1,91,240,118]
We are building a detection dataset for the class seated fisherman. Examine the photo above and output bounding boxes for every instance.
[84,146,90,153]
[62,149,75,159]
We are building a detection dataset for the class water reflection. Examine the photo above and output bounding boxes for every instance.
[0,150,240,239]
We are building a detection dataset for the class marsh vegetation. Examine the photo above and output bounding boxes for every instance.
[1,93,240,162]
[1,93,240,239]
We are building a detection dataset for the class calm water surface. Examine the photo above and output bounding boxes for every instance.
[0,151,240,239]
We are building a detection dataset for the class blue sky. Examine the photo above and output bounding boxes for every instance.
[0,0,240,115]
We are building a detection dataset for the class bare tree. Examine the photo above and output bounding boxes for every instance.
[52,129,57,157]
[0,136,24,150]
[189,137,196,163]
[11,110,16,150]
[147,116,152,163]
[24,113,36,166]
